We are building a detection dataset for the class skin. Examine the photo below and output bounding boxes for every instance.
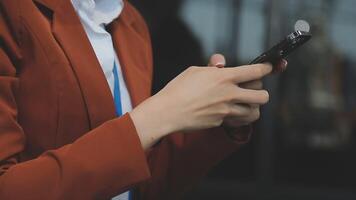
[209,54,287,128]
[130,54,287,149]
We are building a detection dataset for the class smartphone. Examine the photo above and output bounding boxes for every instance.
[249,31,312,66]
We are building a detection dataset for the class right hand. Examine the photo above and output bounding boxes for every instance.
[209,55,287,129]
[130,62,273,149]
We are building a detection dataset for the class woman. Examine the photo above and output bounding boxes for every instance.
[0,0,286,199]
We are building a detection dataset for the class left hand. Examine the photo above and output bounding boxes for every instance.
[208,54,288,128]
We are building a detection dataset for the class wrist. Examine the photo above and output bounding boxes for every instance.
[129,95,178,149]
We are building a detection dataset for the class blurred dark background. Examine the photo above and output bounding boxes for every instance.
[131,0,356,199]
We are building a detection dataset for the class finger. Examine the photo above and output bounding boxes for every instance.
[239,80,263,90]
[225,63,273,83]
[208,54,226,68]
[273,59,288,73]
[238,107,261,123]
[228,103,252,117]
[232,88,270,105]
[226,107,260,124]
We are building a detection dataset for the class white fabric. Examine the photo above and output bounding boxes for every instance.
[71,0,132,199]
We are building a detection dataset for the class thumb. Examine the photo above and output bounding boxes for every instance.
[208,54,226,68]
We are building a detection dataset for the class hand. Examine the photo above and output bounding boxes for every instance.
[209,54,288,128]
[130,56,274,149]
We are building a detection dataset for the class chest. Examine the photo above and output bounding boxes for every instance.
[12,0,153,156]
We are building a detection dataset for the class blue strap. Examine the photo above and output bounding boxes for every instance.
[128,191,132,200]
[113,62,123,116]
[112,62,132,200]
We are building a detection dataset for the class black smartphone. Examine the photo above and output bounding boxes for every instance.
[249,30,312,66]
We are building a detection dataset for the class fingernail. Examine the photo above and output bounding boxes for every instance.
[215,62,225,68]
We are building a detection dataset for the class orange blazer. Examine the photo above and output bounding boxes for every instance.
[0,0,249,199]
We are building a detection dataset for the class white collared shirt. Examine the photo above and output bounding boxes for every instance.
[71,0,132,199]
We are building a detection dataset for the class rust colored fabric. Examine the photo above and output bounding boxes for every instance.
[0,0,249,199]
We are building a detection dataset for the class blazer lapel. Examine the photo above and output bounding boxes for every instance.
[32,0,152,129]
[34,0,117,129]
[110,6,152,108]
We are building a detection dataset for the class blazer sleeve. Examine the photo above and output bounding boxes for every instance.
[139,128,249,200]
[0,13,150,200]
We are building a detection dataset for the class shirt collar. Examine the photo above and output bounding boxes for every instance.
[71,0,124,26]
